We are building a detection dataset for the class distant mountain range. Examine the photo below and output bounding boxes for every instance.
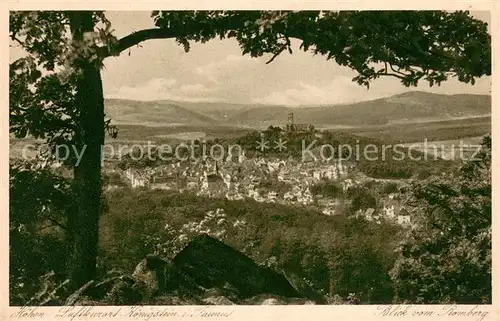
[104,91,491,128]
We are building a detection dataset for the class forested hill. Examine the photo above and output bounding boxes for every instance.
[104,92,491,127]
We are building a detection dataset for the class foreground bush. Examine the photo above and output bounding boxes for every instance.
[100,189,401,303]
[390,135,491,304]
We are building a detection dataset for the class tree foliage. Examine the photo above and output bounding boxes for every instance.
[100,188,401,303]
[150,11,490,87]
[10,12,117,160]
[9,160,71,304]
[390,135,491,304]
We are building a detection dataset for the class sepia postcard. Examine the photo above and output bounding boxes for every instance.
[1,1,498,321]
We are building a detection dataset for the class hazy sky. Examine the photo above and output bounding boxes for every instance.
[11,11,492,106]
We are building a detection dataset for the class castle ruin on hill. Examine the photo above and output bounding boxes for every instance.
[285,112,314,133]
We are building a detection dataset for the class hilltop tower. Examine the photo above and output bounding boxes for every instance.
[287,112,295,131]
[288,112,294,125]
[285,111,313,133]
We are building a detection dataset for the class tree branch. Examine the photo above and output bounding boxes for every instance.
[103,28,181,58]
[10,34,24,47]
[40,218,67,230]
[265,44,288,64]
[382,71,406,80]
[100,22,455,88]
[389,64,410,77]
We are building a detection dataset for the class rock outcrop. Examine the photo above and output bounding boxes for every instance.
[50,234,323,305]
[172,234,301,300]
[131,254,173,299]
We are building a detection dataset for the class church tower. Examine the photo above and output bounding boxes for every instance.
[287,112,295,132]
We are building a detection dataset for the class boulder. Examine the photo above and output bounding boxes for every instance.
[173,234,300,299]
[202,296,235,305]
[104,278,142,305]
[261,298,282,305]
[281,271,328,304]
[203,283,240,301]
[260,266,303,298]
[245,293,316,305]
[131,254,175,299]
[245,294,286,305]
[147,295,201,305]
[72,297,104,306]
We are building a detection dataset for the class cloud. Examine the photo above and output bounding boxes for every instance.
[106,77,176,99]
[253,77,406,106]
[105,78,220,102]
[254,74,492,106]
[194,54,257,84]
[177,83,215,94]
[107,73,490,105]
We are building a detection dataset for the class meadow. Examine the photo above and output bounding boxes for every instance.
[337,116,490,144]
[104,116,490,146]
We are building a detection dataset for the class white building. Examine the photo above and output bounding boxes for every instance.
[186,181,198,190]
[267,191,278,203]
[254,193,265,202]
[298,186,314,205]
[222,173,232,189]
[383,205,395,219]
[284,191,295,201]
[322,208,336,216]
[397,215,411,226]
[341,179,353,192]
[278,170,292,183]
[238,150,247,164]
[125,168,148,188]
[226,191,244,200]
[201,171,209,189]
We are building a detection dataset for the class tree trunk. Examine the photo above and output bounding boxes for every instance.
[329,274,335,297]
[67,11,105,288]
